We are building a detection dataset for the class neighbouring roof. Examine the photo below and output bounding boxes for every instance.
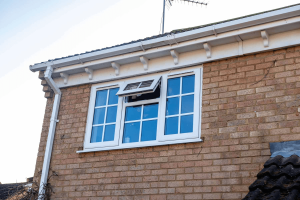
[243,155,300,200]
[244,140,300,200]
[34,3,300,66]
[0,183,25,200]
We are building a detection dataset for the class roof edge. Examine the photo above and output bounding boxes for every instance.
[30,3,300,72]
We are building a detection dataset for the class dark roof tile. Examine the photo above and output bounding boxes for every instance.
[243,155,300,200]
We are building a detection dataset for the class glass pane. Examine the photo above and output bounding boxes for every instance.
[106,106,118,123]
[103,124,115,142]
[167,78,180,96]
[90,126,103,143]
[143,104,158,119]
[125,106,142,121]
[95,90,107,107]
[182,75,195,94]
[166,97,179,116]
[93,108,105,125]
[123,122,140,143]
[108,88,119,105]
[141,120,157,142]
[180,115,193,133]
[165,117,178,135]
[181,95,194,114]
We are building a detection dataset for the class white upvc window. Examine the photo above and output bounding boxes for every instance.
[82,66,202,152]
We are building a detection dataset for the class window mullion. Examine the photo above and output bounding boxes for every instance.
[139,105,144,142]
[102,89,110,142]
[178,77,182,134]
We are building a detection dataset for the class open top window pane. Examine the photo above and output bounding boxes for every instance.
[117,76,161,97]
[125,82,140,90]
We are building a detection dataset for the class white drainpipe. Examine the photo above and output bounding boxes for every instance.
[38,64,61,199]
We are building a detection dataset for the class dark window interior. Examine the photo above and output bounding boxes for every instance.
[125,85,160,103]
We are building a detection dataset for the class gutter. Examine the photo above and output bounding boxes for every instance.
[38,64,61,199]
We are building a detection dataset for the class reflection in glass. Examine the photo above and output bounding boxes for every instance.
[90,126,103,143]
[143,104,158,119]
[108,88,119,105]
[103,124,115,141]
[141,120,157,141]
[180,115,193,133]
[166,97,179,116]
[123,122,140,143]
[125,106,142,121]
[95,90,107,107]
[181,95,194,114]
[167,78,180,96]
[106,106,118,123]
[182,75,195,94]
[165,117,178,135]
[93,108,105,125]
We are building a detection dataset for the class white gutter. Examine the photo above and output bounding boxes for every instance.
[38,64,61,199]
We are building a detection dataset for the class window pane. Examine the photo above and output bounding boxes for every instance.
[181,95,194,114]
[125,106,142,121]
[93,108,105,125]
[166,97,179,116]
[143,104,158,119]
[165,117,178,135]
[108,88,119,105]
[180,115,193,133]
[182,75,195,94]
[141,120,157,141]
[167,77,180,96]
[95,90,107,107]
[103,124,115,142]
[90,126,103,143]
[123,122,140,143]
[106,106,118,123]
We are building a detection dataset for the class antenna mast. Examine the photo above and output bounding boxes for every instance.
[161,0,208,34]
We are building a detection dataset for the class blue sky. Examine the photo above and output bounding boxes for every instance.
[0,0,299,184]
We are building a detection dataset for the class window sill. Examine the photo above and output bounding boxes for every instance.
[77,138,203,153]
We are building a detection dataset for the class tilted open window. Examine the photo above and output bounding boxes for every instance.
[116,76,161,97]
[81,66,202,152]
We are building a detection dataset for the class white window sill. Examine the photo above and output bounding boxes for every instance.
[77,138,203,153]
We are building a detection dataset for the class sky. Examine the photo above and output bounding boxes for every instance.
[0,0,299,184]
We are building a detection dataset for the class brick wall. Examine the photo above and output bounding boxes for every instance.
[34,45,300,200]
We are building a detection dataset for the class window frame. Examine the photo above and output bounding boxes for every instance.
[84,83,123,149]
[83,66,203,152]
[158,69,202,142]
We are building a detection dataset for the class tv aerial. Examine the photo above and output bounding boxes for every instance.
[161,0,208,34]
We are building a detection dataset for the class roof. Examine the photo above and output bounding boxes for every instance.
[243,155,300,200]
[34,3,300,66]
[0,183,25,200]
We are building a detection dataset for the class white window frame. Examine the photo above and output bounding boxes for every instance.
[158,69,201,142]
[82,66,203,152]
[84,84,123,149]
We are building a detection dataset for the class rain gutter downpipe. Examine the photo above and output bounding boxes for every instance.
[38,64,61,199]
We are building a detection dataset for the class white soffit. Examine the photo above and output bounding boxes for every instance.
[29,4,300,73]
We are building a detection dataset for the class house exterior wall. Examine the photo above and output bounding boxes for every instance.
[34,45,300,200]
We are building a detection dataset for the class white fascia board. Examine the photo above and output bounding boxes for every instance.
[54,28,300,88]
[29,4,300,72]
[52,15,300,76]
